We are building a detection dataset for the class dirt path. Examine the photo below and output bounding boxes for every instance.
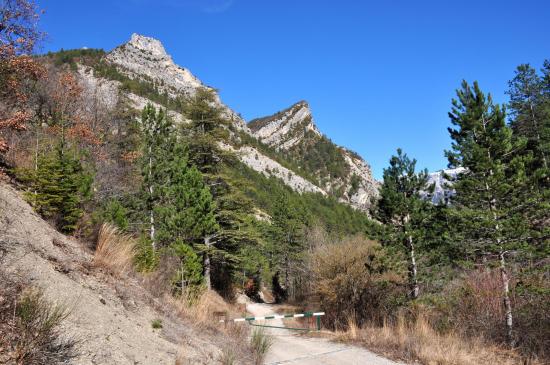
[246,302,404,365]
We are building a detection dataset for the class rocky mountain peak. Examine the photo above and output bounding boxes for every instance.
[105,34,247,130]
[127,33,170,59]
[248,100,321,149]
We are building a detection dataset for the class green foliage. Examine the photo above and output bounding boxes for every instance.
[181,89,261,293]
[134,235,159,272]
[19,144,92,233]
[446,80,532,257]
[227,161,372,236]
[155,144,218,247]
[268,191,308,285]
[182,87,232,178]
[45,48,105,70]
[285,131,349,188]
[374,148,431,299]
[376,148,430,226]
[507,62,550,171]
[96,199,129,231]
[170,241,204,294]
[151,319,163,329]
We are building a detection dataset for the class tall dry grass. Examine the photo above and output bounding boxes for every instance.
[337,314,537,365]
[93,223,136,277]
[169,290,255,364]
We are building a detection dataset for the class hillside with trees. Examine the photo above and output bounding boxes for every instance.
[0,1,548,364]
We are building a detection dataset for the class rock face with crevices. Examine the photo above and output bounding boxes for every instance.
[106,33,247,130]
[249,101,379,210]
[249,100,321,150]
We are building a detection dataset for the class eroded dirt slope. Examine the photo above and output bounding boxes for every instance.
[0,182,222,364]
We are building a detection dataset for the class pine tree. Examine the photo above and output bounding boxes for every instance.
[182,88,259,292]
[139,104,174,249]
[507,63,549,170]
[20,143,92,233]
[269,191,307,299]
[446,80,532,346]
[170,241,204,295]
[375,148,430,300]
[183,87,231,180]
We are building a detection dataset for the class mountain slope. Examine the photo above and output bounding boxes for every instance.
[0,182,230,364]
[61,34,378,211]
[424,167,465,204]
[249,101,379,210]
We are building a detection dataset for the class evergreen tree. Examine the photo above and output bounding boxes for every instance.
[375,148,430,300]
[21,143,92,233]
[170,241,204,295]
[155,143,217,248]
[446,80,532,346]
[269,191,307,299]
[182,88,259,292]
[183,87,231,181]
[139,104,174,249]
[507,63,549,170]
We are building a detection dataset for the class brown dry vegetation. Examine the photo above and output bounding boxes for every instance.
[91,226,257,364]
[336,314,534,365]
[93,223,136,276]
[0,271,76,365]
[308,233,545,365]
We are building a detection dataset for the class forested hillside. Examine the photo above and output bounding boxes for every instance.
[0,1,548,364]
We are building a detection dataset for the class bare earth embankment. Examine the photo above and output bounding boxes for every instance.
[0,182,232,364]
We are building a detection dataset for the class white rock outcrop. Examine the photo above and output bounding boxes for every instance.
[249,101,321,149]
[424,167,466,204]
[106,33,247,130]
[249,101,379,210]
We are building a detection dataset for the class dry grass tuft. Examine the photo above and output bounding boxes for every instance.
[169,290,255,364]
[250,327,273,365]
[336,314,537,365]
[93,224,136,277]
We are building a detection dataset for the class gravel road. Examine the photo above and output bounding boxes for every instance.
[246,302,404,365]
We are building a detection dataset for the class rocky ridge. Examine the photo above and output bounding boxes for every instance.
[82,33,379,211]
[106,33,247,130]
[249,100,321,150]
[249,101,379,210]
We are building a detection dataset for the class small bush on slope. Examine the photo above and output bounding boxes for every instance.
[0,272,76,365]
[250,327,273,365]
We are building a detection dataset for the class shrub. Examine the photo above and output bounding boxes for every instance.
[169,241,204,296]
[0,273,76,364]
[93,223,136,276]
[134,236,159,272]
[151,319,163,329]
[311,235,405,329]
[250,327,273,365]
[435,267,550,360]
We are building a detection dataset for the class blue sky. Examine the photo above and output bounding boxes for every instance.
[37,0,550,179]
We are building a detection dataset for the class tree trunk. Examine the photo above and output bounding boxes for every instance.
[499,250,514,347]
[148,148,156,249]
[204,235,212,290]
[406,234,420,300]
[403,214,419,300]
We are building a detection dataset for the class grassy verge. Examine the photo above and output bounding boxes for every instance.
[335,315,539,365]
